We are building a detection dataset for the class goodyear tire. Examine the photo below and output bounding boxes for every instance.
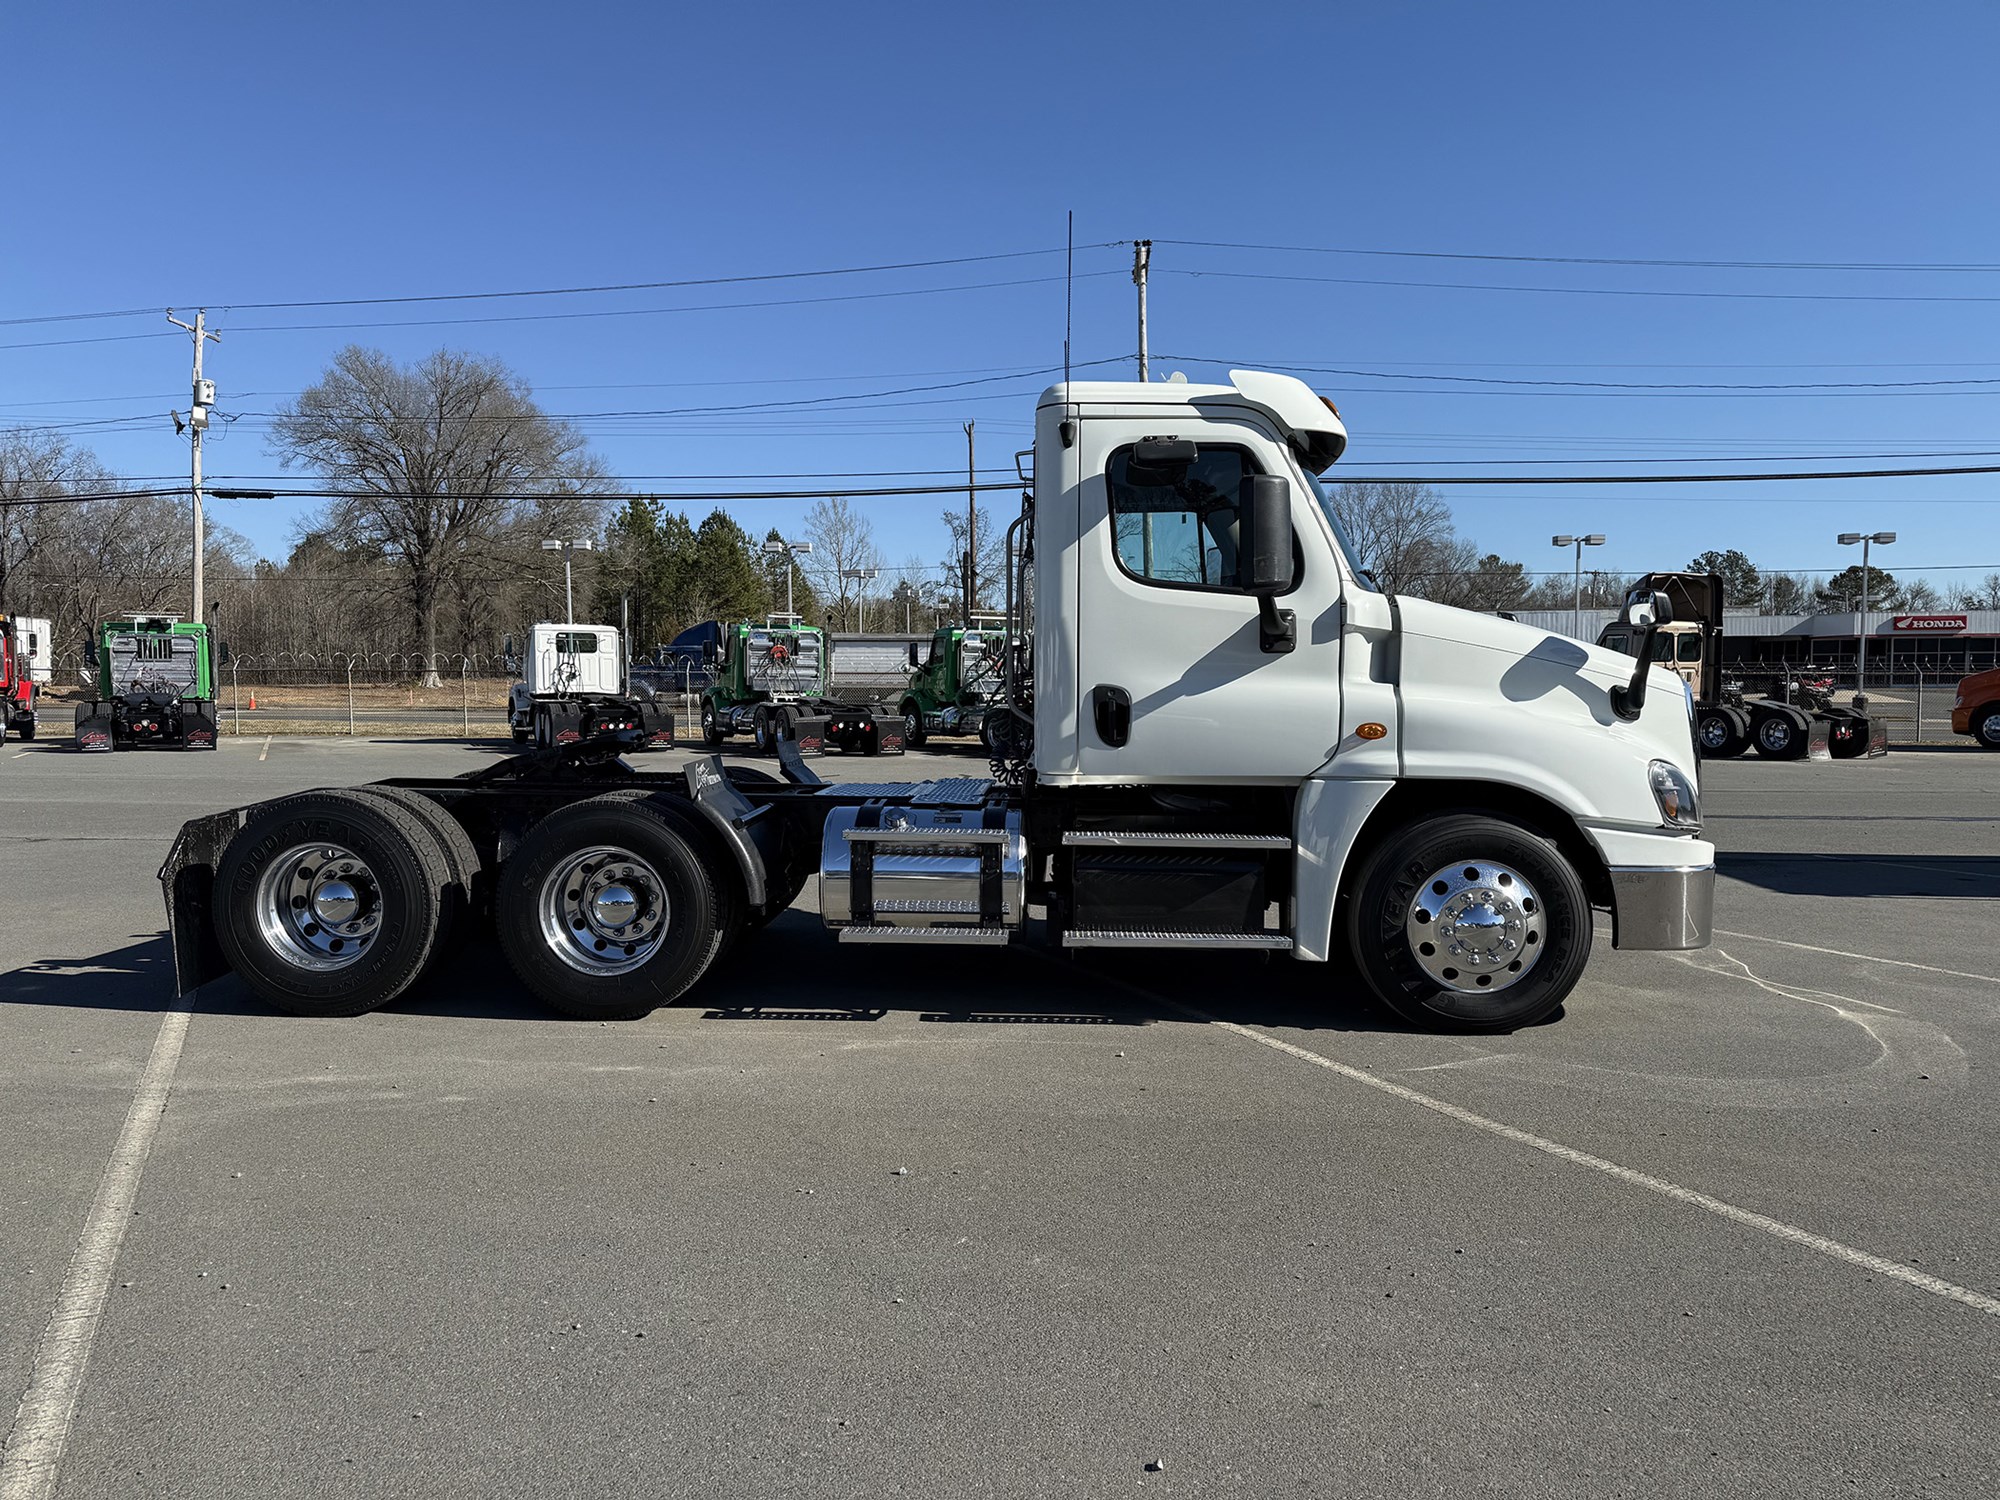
[214,789,452,1017]
[496,795,727,1021]
[1346,813,1591,1033]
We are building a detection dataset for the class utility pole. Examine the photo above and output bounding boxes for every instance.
[167,309,220,627]
[1552,533,1606,641]
[964,420,976,619]
[1132,240,1151,382]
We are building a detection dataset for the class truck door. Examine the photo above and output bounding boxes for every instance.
[1073,419,1343,781]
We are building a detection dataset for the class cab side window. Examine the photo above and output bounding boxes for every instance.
[1107,444,1295,593]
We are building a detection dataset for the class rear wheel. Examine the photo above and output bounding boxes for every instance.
[214,789,452,1017]
[352,785,481,977]
[1751,707,1806,759]
[1696,708,1745,759]
[496,795,725,1020]
[1346,813,1590,1032]
[751,706,773,754]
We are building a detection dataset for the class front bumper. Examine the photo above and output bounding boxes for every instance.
[1608,863,1714,949]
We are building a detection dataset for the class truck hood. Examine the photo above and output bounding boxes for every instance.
[1398,596,1655,691]
[1390,595,1698,821]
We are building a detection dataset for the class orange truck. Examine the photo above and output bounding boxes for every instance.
[1952,667,2000,750]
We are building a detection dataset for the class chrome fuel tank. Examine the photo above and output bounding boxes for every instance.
[819,804,1027,928]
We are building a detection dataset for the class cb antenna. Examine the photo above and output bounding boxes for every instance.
[1063,210,1072,388]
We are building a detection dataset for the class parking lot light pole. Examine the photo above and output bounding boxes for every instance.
[1552,533,1606,640]
[1838,530,1896,695]
[540,538,594,622]
[839,567,879,632]
[762,537,813,620]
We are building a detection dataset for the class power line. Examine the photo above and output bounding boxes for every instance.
[0,244,1128,328]
[1152,239,2000,274]
[1163,357,2000,392]
[1161,266,2000,306]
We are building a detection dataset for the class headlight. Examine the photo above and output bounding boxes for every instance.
[1649,759,1700,830]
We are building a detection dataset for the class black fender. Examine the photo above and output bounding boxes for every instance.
[681,755,772,908]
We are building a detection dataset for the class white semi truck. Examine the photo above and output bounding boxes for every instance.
[505,622,675,751]
[161,369,1712,1033]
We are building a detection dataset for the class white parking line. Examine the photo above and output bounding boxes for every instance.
[1079,966,2000,1320]
[1714,928,2000,985]
[0,999,195,1499]
[258,736,271,762]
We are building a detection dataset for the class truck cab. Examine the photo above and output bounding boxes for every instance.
[164,368,1714,1035]
[899,624,1008,745]
[0,616,37,742]
[506,623,674,751]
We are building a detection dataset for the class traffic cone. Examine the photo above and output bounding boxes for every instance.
[248,692,257,711]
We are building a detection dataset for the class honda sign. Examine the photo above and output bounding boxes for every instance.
[1890,614,1968,633]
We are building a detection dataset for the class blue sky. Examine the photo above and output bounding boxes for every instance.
[8,1,2000,596]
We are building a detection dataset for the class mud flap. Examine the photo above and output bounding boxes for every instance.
[74,701,114,752]
[184,701,219,750]
[871,715,907,755]
[1865,716,1889,756]
[787,714,829,756]
[1807,719,1834,760]
[159,807,248,994]
[637,701,676,750]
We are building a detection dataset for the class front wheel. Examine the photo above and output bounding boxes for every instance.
[701,698,726,749]
[1346,813,1591,1032]
[17,718,35,742]
[901,700,928,747]
[1976,707,2000,751]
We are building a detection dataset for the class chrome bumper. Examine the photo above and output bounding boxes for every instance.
[1609,864,1714,950]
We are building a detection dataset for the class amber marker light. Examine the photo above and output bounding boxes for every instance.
[1355,722,1388,740]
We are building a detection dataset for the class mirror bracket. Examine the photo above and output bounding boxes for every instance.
[1258,598,1296,655]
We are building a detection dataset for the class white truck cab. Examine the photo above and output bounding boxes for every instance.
[167,368,1711,1034]
[506,623,674,751]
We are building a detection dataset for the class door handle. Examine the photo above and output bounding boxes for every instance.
[1091,685,1131,748]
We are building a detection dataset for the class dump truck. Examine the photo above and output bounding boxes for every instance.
[160,368,1712,1035]
[897,622,1013,750]
[505,622,674,752]
[76,615,218,752]
[682,619,904,756]
[0,615,39,742]
[1596,572,1884,760]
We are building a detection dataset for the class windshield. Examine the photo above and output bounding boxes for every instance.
[1296,465,1375,591]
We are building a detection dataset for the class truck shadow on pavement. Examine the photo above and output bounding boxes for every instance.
[1720,851,2000,899]
[6,918,1527,1037]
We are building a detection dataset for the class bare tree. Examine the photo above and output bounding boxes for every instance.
[272,347,614,685]
[1324,482,1460,596]
[801,496,882,634]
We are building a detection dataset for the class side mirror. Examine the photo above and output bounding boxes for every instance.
[84,640,99,667]
[908,643,921,667]
[1237,474,1296,654]
[1623,591,1673,629]
[219,642,232,666]
[702,641,719,665]
[503,634,516,658]
[1610,592,1673,722]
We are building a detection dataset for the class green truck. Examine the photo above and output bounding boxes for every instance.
[75,614,219,752]
[896,623,1012,748]
[676,619,903,756]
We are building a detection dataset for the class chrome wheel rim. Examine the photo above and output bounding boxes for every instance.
[255,842,383,972]
[1405,859,1545,994]
[1759,718,1791,751]
[538,845,669,975]
[1980,715,2000,746]
[1699,716,1730,750]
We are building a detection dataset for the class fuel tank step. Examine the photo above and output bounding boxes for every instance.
[1061,930,1294,949]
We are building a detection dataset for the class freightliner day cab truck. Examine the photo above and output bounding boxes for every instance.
[159,370,1713,1033]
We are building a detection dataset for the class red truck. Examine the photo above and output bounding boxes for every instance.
[0,616,38,742]
[1951,667,2000,750]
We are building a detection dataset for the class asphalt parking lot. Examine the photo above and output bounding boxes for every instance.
[3,735,1997,1498]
